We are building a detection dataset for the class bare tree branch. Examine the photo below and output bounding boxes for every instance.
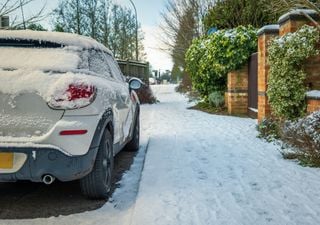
[272,0,320,29]
[159,0,211,69]
[0,0,47,28]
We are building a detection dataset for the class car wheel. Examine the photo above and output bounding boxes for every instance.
[125,111,140,152]
[80,128,114,199]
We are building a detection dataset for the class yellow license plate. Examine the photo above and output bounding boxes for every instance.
[0,153,13,169]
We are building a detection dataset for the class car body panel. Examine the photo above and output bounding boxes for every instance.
[0,92,64,137]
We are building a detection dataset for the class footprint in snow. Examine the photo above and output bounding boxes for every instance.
[257,209,269,216]
[198,156,209,164]
[249,182,261,191]
[266,217,273,222]
[197,171,208,180]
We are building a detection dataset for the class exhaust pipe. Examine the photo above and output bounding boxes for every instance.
[42,174,55,185]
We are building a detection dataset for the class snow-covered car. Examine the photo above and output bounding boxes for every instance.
[0,30,142,199]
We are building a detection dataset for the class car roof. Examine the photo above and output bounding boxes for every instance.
[0,30,112,54]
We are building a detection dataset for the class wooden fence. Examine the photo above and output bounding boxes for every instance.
[117,59,149,84]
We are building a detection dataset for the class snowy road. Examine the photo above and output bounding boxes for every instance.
[2,84,320,225]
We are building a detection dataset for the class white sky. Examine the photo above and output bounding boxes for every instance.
[9,0,173,71]
[142,25,172,72]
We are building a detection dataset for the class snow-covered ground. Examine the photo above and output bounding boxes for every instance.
[2,84,320,225]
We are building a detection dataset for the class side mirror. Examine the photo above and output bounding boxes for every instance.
[129,78,143,91]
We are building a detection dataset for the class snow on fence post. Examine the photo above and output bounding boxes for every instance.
[257,25,279,123]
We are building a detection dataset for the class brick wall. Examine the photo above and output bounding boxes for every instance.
[224,92,228,108]
[279,20,316,36]
[257,25,279,122]
[227,10,320,119]
[257,10,320,122]
[279,10,320,36]
[307,98,320,113]
[304,55,320,90]
[227,65,248,115]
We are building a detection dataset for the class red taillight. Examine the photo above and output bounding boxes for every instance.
[49,83,96,109]
[60,130,88,136]
[66,84,95,101]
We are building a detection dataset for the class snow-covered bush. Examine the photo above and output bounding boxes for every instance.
[208,91,224,108]
[257,118,281,142]
[267,25,320,120]
[135,83,158,104]
[185,26,257,100]
[281,111,320,166]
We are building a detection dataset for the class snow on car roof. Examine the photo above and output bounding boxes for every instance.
[0,30,112,54]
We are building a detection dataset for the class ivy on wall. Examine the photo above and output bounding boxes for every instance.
[267,25,320,120]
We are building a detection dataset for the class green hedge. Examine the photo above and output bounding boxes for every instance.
[267,25,320,120]
[185,26,257,99]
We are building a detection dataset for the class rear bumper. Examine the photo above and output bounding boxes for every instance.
[0,146,98,182]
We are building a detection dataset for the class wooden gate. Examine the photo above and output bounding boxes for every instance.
[248,53,258,118]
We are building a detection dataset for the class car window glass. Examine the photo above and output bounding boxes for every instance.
[79,49,89,70]
[104,54,125,82]
[88,50,112,78]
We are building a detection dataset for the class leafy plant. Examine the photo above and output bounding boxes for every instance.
[189,101,228,115]
[257,118,281,142]
[208,91,225,108]
[267,25,320,120]
[185,26,257,99]
[204,0,280,30]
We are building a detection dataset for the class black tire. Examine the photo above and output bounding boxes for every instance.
[80,129,114,199]
[125,111,140,152]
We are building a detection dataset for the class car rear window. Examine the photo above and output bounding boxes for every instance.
[88,50,113,78]
[0,39,64,48]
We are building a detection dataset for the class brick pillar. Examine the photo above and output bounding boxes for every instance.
[279,10,320,90]
[306,90,320,113]
[279,9,320,36]
[307,98,320,113]
[224,92,228,108]
[257,25,279,123]
[227,65,248,115]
